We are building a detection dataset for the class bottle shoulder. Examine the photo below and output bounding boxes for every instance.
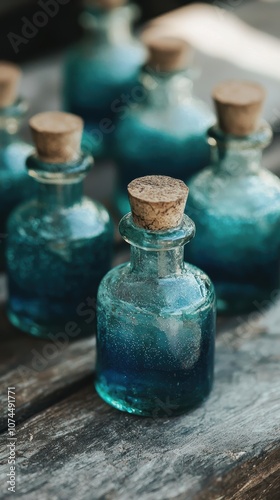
[8,197,113,241]
[98,261,215,315]
[188,166,280,218]
[116,99,213,138]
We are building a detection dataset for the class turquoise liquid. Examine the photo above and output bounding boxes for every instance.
[7,198,113,338]
[64,45,142,129]
[95,214,216,417]
[63,6,146,159]
[96,303,215,417]
[186,163,280,314]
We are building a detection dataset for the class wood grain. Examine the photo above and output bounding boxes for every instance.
[0,249,130,432]
[194,446,280,500]
[1,28,280,496]
[0,305,95,431]
[0,310,279,499]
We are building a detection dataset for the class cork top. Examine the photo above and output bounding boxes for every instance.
[85,0,126,10]
[29,112,84,164]
[0,61,21,108]
[128,176,189,231]
[212,80,265,136]
[145,37,193,72]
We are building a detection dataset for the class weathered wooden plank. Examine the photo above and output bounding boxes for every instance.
[0,6,279,497]
[0,305,95,431]
[194,446,280,500]
[0,310,279,499]
[0,248,130,432]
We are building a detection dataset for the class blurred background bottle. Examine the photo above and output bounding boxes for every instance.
[7,111,113,338]
[63,0,146,158]
[0,61,33,270]
[186,81,280,314]
[113,36,214,216]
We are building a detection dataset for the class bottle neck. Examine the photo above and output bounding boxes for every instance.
[81,5,136,45]
[119,213,195,278]
[27,153,92,210]
[142,69,194,108]
[209,122,272,176]
[36,180,84,209]
[130,246,184,278]
[213,147,262,175]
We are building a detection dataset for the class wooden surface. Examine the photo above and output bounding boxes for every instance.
[0,292,280,499]
[1,3,280,498]
[0,166,280,499]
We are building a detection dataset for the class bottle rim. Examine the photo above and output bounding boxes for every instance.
[119,213,195,251]
[207,120,272,151]
[26,151,93,183]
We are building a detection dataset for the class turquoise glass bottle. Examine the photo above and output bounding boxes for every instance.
[7,112,113,339]
[0,62,33,268]
[186,81,280,314]
[95,176,216,416]
[63,0,146,156]
[113,37,214,216]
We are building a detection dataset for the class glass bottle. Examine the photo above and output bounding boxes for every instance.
[186,81,280,314]
[0,62,33,269]
[95,175,216,416]
[113,37,214,216]
[7,111,113,339]
[63,0,146,156]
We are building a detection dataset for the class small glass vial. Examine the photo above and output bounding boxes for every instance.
[95,175,216,416]
[186,81,280,314]
[63,0,146,142]
[114,37,214,216]
[0,62,33,268]
[7,111,113,338]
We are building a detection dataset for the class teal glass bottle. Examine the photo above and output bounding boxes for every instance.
[63,0,146,156]
[113,37,214,216]
[0,62,33,268]
[95,176,216,416]
[186,81,280,314]
[7,112,113,339]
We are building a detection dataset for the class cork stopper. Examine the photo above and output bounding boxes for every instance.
[128,176,189,231]
[85,0,126,10]
[0,61,21,108]
[212,80,265,136]
[145,37,193,72]
[29,112,83,164]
